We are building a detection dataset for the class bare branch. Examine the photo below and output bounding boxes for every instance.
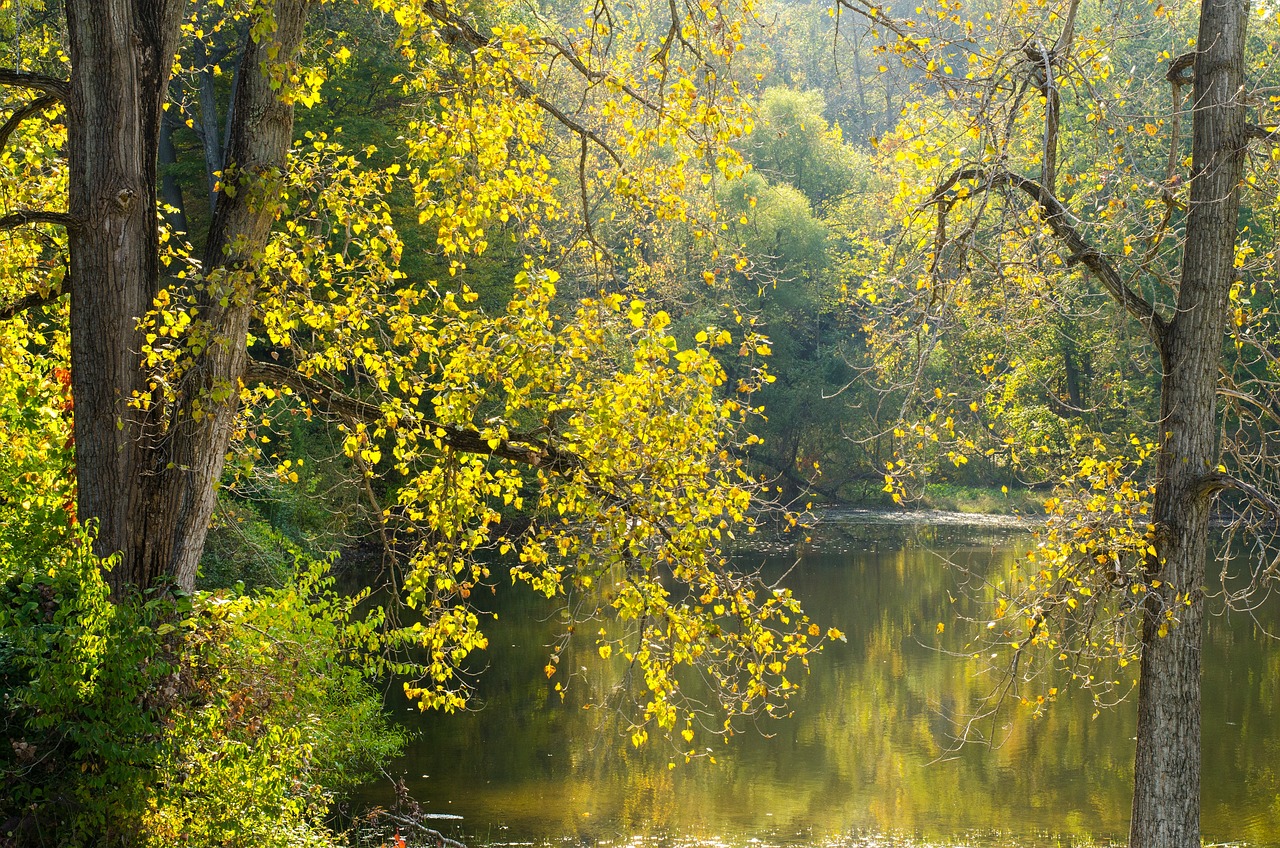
[1197,471,1280,518]
[0,210,77,231]
[1051,0,1081,55]
[414,0,624,165]
[1165,51,1195,85]
[927,167,1168,354]
[834,1,928,56]
[0,94,61,152]
[540,35,663,113]
[530,91,624,166]
[0,69,70,99]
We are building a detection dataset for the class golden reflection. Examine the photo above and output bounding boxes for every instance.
[358,522,1280,848]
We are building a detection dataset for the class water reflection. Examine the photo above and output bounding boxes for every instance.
[354,517,1280,848]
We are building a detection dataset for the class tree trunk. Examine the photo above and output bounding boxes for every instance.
[159,110,189,236]
[1130,2,1248,846]
[66,0,185,593]
[66,0,310,594]
[152,0,311,591]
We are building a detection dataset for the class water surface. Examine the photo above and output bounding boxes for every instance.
[355,514,1280,848]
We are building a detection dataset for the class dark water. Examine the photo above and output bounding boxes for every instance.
[354,513,1280,848]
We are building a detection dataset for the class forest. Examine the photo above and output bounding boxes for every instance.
[1,0,1278,846]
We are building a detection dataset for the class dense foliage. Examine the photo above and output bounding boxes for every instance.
[3,0,1279,845]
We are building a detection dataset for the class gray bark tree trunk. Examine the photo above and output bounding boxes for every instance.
[1130,1,1248,846]
[65,0,311,594]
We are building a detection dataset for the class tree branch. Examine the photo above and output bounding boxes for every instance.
[1246,123,1280,141]
[0,287,63,321]
[834,1,929,57]
[415,0,624,166]
[242,360,668,538]
[927,167,1168,354]
[0,94,61,152]
[1165,52,1195,85]
[1197,471,1280,519]
[540,35,663,114]
[242,360,554,469]
[0,210,78,231]
[0,69,70,99]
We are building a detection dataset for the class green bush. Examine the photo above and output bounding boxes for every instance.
[0,535,403,847]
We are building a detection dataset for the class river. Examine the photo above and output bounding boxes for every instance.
[353,512,1280,848]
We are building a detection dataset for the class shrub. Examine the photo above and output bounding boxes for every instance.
[0,537,403,847]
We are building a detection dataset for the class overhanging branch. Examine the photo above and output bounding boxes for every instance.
[242,360,670,539]
[0,69,70,99]
[0,94,61,152]
[243,360,554,469]
[415,0,624,166]
[0,210,78,232]
[0,287,63,321]
[1197,471,1280,519]
[927,167,1168,355]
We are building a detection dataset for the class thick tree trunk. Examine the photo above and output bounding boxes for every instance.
[66,0,185,593]
[1130,2,1248,846]
[66,0,310,594]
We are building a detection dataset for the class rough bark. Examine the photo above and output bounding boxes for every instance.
[1130,2,1249,846]
[66,0,186,593]
[65,0,310,593]
[152,0,311,590]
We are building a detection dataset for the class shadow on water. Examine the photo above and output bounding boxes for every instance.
[350,511,1280,848]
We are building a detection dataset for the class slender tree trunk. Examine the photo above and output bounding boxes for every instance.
[196,38,223,212]
[1130,2,1248,846]
[158,110,189,236]
[151,0,311,591]
[66,0,311,593]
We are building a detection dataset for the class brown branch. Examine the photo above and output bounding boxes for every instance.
[0,69,70,99]
[1165,52,1195,85]
[0,94,60,152]
[1051,0,1081,56]
[926,167,1168,354]
[0,210,77,231]
[1197,471,1280,518]
[0,287,62,321]
[531,90,624,166]
[1246,123,1280,141]
[243,360,672,540]
[541,35,663,113]
[1030,40,1060,197]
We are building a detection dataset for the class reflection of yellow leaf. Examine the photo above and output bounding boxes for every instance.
[936,622,945,634]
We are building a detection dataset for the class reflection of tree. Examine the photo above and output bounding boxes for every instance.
[360,528,1280,846]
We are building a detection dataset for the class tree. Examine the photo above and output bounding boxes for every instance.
[1,0,840,767]
[837,0,1269,845]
